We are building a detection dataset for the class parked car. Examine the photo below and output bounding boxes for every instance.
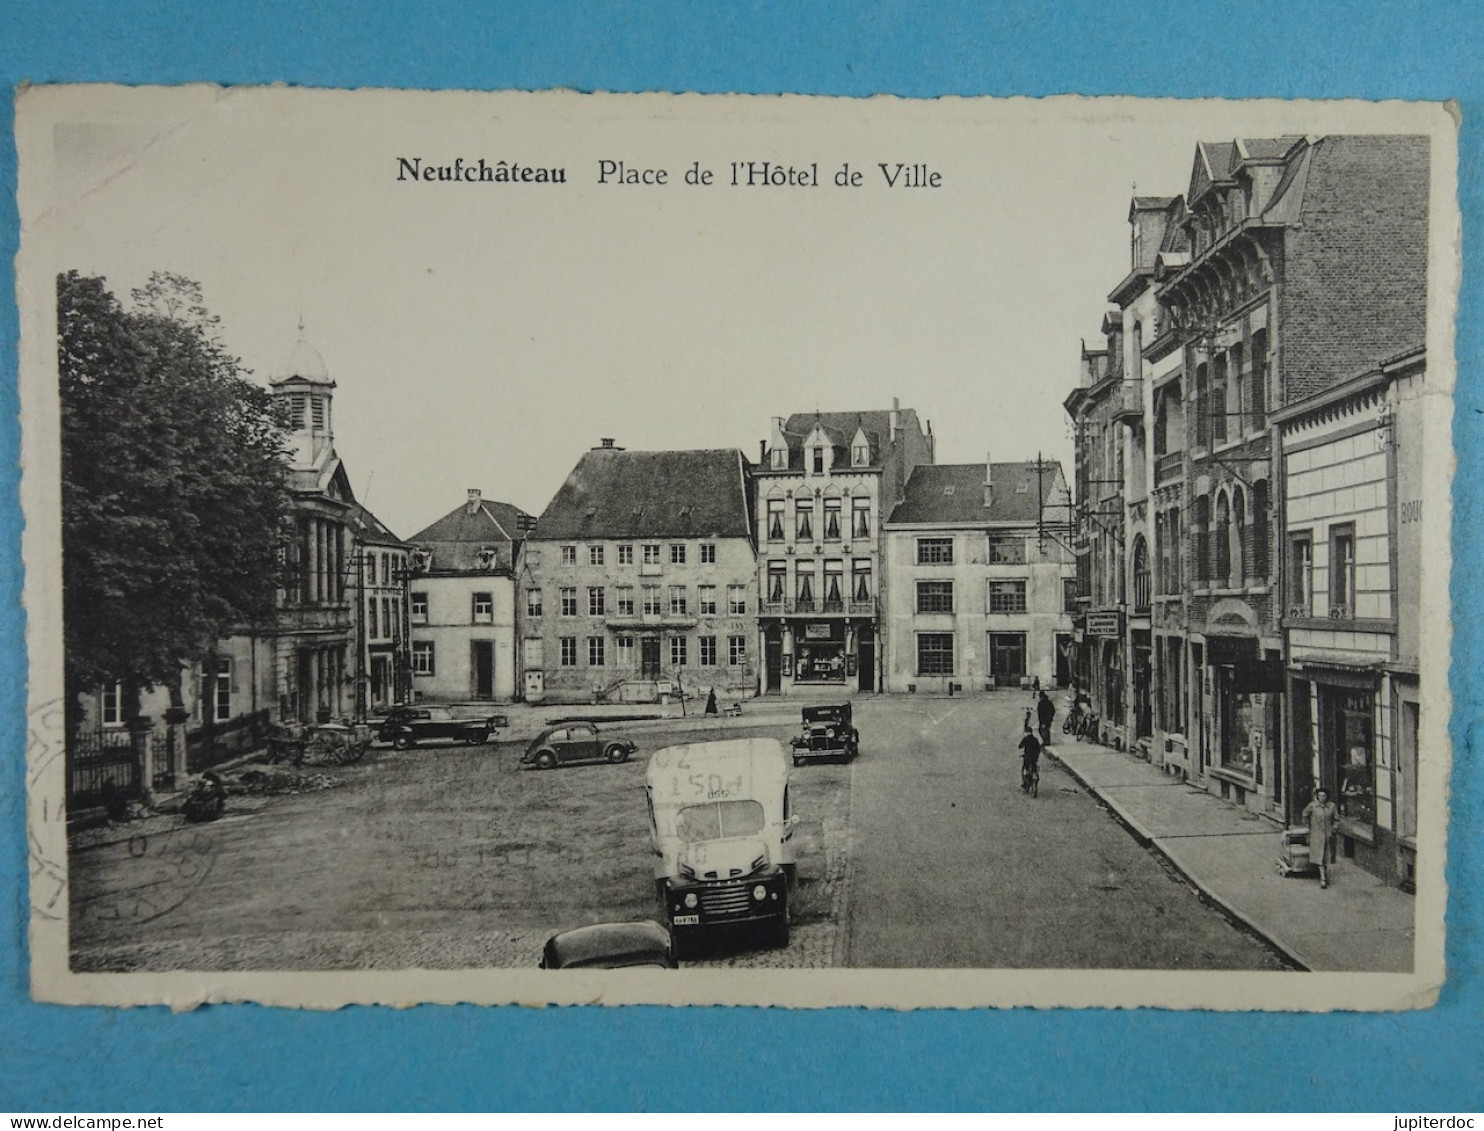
[521,722,637,769]
[788,703,859,765]
[538,920,678,969]
[376,705,499,749]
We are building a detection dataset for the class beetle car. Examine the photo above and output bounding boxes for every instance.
[376,705,498,749]
[520,722,637,769]
[788,703,859,765]
[538,920,678,969]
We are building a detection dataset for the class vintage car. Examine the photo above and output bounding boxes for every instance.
[375,705,499,749]
[520,722,637,769]
[538,920,678,969]
[788,703,859,765]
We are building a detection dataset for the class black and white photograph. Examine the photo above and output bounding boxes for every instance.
[16,86,1457,1009]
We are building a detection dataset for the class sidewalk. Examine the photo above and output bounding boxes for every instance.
[1044,736,1415,972]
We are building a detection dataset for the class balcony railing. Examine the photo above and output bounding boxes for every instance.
[759,597,877,617]
[1155,450,1183,486]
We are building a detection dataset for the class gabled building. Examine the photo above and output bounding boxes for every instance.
[882,460,1074,693]
[520,442,756,703]
[754,401,934,694]
[345,501,411,716]
[405,489,533,703]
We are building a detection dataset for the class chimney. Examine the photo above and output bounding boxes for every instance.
[760,439,768,463]
[889,397,900,441]
[466,488,482,515]
[601,438,615,449]
[984,453,994,509]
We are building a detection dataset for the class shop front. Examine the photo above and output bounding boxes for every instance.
[1203,634,1282,816]
[795,621,848,684]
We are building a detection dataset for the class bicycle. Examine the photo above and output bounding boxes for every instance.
[1020,754,1040,797]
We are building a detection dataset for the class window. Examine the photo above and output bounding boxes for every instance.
[668,585,688,615]
[311,395,325,430]
[1252,481,1270,580]
[473,592,493,623]
[101,682,124,726]
[617,544,634,566]
[700,543,716,564]
[1168,505,1182,591]
[988,535,1025,564]
[588,636,605,666]
[917,538,954,565]
[412,641,435,675]
[1211,354,1229,444]
[411,592,428,623]
[823,560,845,610]
[559,637,578,667]
[853,443,869,466]
[642,585,662,616]
[988,579,1028,614]
[560,587,578,616]
[729,584,748,615]
[795,562,816,609]
[1214,494,1231,586]
[852,497,871,539]
[812,447,825,475]
[766,500,785,541]
[1063,577,1077,613]
[1289,533,1314,615]
[698,585,717,614]
[1192,496,1211,584]
[366,554,377,585]
[852,560,872,603]
[795,500,814,542]
[916,580,954,614]
[1132,537,1151,613]
[368,598,379,639]
[1250,329,1268,430]
[383,596,397,640]
[699,636,717,666]
[1230,343,1246,435]
[616,635,635,667]
[670,543,687,565]
[1330,525,1356,616]
[1194,362,1210,449]
[767,563,786,604]
[615,586,634,616]
[561,545,577,566]
[201,658,231,722]
[526,588,543,617]
[823,498,842,540]
[588,545,605,566]
[1231,488,1246,587]
[588,586,605,616]
[917,633,954,676]
[729,635,747,666]
[670,636,689,666]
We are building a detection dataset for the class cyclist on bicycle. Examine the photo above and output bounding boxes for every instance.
[1017,724,1042,793]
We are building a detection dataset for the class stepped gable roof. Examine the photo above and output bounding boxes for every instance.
[410,496,533,570]
[346,501,406,548]
[888,461,1066,526]
[530,448,752,541]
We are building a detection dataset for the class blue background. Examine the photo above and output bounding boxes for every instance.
[2,1,1481,1112]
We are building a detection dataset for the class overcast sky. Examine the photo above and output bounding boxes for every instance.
[18,87,1439,538]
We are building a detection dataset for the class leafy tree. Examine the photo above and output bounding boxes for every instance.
[58,270,290,728]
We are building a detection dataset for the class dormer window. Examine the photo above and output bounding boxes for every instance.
[853,443,869,466]
[771,446,787,470]
[812,447,825,475]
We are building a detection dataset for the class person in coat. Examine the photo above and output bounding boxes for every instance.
[1302,787,1340,888]
[1036,690,1056,746]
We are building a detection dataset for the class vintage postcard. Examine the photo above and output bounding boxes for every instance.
[16,86,1457,1010]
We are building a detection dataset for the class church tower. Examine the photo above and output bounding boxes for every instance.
[270,326,336,472]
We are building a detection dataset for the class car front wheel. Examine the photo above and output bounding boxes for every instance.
[534,750,557,770]
[392,734,414,751]
[465,731,488,745]
[605,743,630,764]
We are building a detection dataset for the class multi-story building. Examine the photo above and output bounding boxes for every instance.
[520,442,756,703]
[1276,346,1425,887]
[1069,134,1429,845]
[754,401,934,694]
[405,489,532,704]
[346,502,411,715]
[882,460,1074,693]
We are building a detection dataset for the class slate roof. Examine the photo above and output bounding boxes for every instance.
[409,495,535,571]
[776,408,923,470]
[346,501,406,548]
[888,462,1068,526]
[529,448,753,541]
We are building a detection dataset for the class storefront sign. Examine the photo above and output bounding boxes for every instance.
[804,623,832,640]
[1233,658,1286,693]
[1207,635,1256,665]
[1086,611,1122,638]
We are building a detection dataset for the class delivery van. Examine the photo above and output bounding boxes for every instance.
[644,738,795,957]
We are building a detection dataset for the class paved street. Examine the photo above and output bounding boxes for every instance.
[70,694,1287,971]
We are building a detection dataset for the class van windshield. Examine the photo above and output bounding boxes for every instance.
[676,800,766,842]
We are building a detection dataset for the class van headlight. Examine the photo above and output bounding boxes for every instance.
[753,885,767,901]
[683,892,699,909]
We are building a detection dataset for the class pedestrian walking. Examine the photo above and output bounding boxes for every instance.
[1302,787,1340,888]
[704,687,718,716]
[1036,689,1056,746]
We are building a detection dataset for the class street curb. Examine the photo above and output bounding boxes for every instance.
[1043,744,1310,972]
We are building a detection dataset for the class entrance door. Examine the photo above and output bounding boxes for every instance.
[370,655,391,707]
[988,633,1026,687]
[472,641,494,699]
[765,633,782,692]
[857,625,875,692]
[641,636,661,678]
[1289,677,1313,821]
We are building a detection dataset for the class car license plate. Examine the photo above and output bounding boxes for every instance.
[673,914,700,926]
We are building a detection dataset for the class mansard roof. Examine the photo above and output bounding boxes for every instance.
[888,461,1067,526]
[530,448,753,541]
[409,495,534,571]
[779,409,911,467]
[346,501,407,548]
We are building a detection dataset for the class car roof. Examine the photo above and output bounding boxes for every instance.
[542,921,673,968]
